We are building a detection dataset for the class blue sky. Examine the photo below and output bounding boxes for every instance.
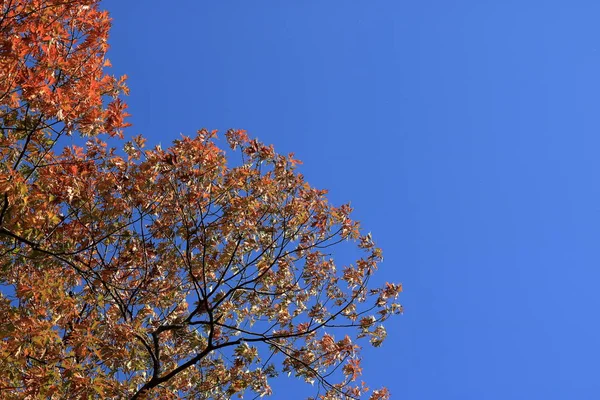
[102,1,600,398]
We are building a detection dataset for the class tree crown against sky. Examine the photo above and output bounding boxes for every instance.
[0,1,401,398]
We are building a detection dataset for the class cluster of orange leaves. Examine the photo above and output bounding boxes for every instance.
[0,1,402,399]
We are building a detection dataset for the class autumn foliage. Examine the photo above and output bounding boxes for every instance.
[0,1,402,399]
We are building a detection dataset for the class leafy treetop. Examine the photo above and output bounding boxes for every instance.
[0,1,402,399]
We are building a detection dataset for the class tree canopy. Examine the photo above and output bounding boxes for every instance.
[0,1,402,398]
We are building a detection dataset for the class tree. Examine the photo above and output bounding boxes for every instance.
[0,1,402,399]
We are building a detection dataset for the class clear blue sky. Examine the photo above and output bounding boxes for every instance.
[102,1,600,398]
